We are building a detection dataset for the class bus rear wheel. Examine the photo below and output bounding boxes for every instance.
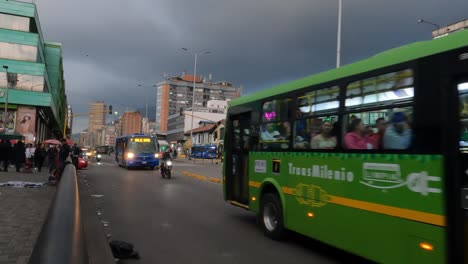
[260,193,285,240]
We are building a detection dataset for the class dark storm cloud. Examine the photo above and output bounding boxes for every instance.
[36,0,468,132]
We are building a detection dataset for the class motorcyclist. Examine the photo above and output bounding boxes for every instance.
[160,150,173,174]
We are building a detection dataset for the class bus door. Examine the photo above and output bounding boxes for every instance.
[458,78,468,263]
[226,112,251,205]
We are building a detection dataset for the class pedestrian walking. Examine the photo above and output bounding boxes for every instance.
[0,139,10,172]
[34,143,46,172]
[13,140,26,172]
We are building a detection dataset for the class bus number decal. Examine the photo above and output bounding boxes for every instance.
[254,160,266,173]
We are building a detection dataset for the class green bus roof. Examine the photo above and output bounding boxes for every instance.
[230,30,468,107]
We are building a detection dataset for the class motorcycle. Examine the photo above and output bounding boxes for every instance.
[96,154,102,162]
[160,160,173,179]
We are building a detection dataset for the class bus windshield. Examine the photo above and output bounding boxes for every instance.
[128,138,157,153]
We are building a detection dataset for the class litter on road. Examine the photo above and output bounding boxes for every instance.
[0,181,47,188]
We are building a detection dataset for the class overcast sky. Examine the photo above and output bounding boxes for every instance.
[35,0,468,133]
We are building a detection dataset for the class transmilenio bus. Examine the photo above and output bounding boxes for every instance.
[115,134,160,169]
[223,30,468,263]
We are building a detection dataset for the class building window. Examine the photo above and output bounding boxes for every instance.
[0,42,37,62]
[0,13,30,32]
[0,72,44,92]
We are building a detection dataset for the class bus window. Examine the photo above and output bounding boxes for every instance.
[259,122,290,150]
[459,82,468,151]
[262,98,291,122]
[298,86,339,116]
[344,107,413,150]
[346,69,414,108]
[294,116,338,149]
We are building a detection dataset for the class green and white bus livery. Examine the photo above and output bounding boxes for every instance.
[223,30,468,263]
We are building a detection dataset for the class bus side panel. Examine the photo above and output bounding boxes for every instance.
[250,152,446,264]
[285,198,445,263]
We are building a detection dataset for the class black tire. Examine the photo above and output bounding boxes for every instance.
[167,169,171,179]
[260,193,285,240]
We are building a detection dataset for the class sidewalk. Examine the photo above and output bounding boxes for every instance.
[0,168,55,264]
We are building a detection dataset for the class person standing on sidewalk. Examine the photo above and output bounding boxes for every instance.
[71,143,81,168]
[59,139,71,176]
[13,140,26,172]
[47,145,58,177]
[34,143,46,172]
[0,139,10,172]
[25,143,33,168]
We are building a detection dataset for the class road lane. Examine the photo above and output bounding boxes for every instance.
[79,156,368,264]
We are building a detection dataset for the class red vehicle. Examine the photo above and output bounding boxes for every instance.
[77,157,88,170]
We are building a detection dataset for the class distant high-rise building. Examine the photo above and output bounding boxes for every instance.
[155,74,240,133]
[121,111,142,135]
[66,105,73,137]
[89,101,106,132]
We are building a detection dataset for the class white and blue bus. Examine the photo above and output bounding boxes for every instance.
[115,134,160,169]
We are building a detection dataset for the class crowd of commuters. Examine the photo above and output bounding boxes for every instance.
[0,138,76,183]
[292,111,412,150]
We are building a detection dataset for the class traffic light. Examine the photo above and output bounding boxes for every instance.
[108,105,112,114]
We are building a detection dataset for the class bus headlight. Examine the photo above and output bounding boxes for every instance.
[127,152,135,159]
[155,153,159,158]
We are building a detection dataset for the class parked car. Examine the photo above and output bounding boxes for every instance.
[77,157,88,170]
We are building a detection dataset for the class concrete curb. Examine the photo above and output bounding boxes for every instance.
[78,176,115,264]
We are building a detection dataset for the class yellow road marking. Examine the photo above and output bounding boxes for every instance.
[181,171,221,184]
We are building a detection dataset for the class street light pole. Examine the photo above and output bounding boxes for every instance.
[2,65,9,129]
[418,19,440,29]
[336,0,342,68]
[182,48,211,157]
[191,53,198,149]
[138,84,156,133]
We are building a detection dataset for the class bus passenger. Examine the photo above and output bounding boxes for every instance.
[261,123,280,141]
[344,118,375,149]
[310,121,337,149]
[384,112,412,149]
[369,118,386,149]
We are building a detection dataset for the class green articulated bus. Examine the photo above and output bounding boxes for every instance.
[223,30,468,263]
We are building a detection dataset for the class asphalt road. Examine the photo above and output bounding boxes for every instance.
[79,156,369,264]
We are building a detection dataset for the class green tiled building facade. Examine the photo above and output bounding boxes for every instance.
[0,0,67,143]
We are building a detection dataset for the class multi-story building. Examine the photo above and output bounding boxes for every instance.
[155,74,240,133]
[166,99,227,143]
[79,131,89,147]
[105,124,116,146]
[142,117,149,134]
[88,101,106,133]
[120,111,142,135]
[0,0,67,143]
